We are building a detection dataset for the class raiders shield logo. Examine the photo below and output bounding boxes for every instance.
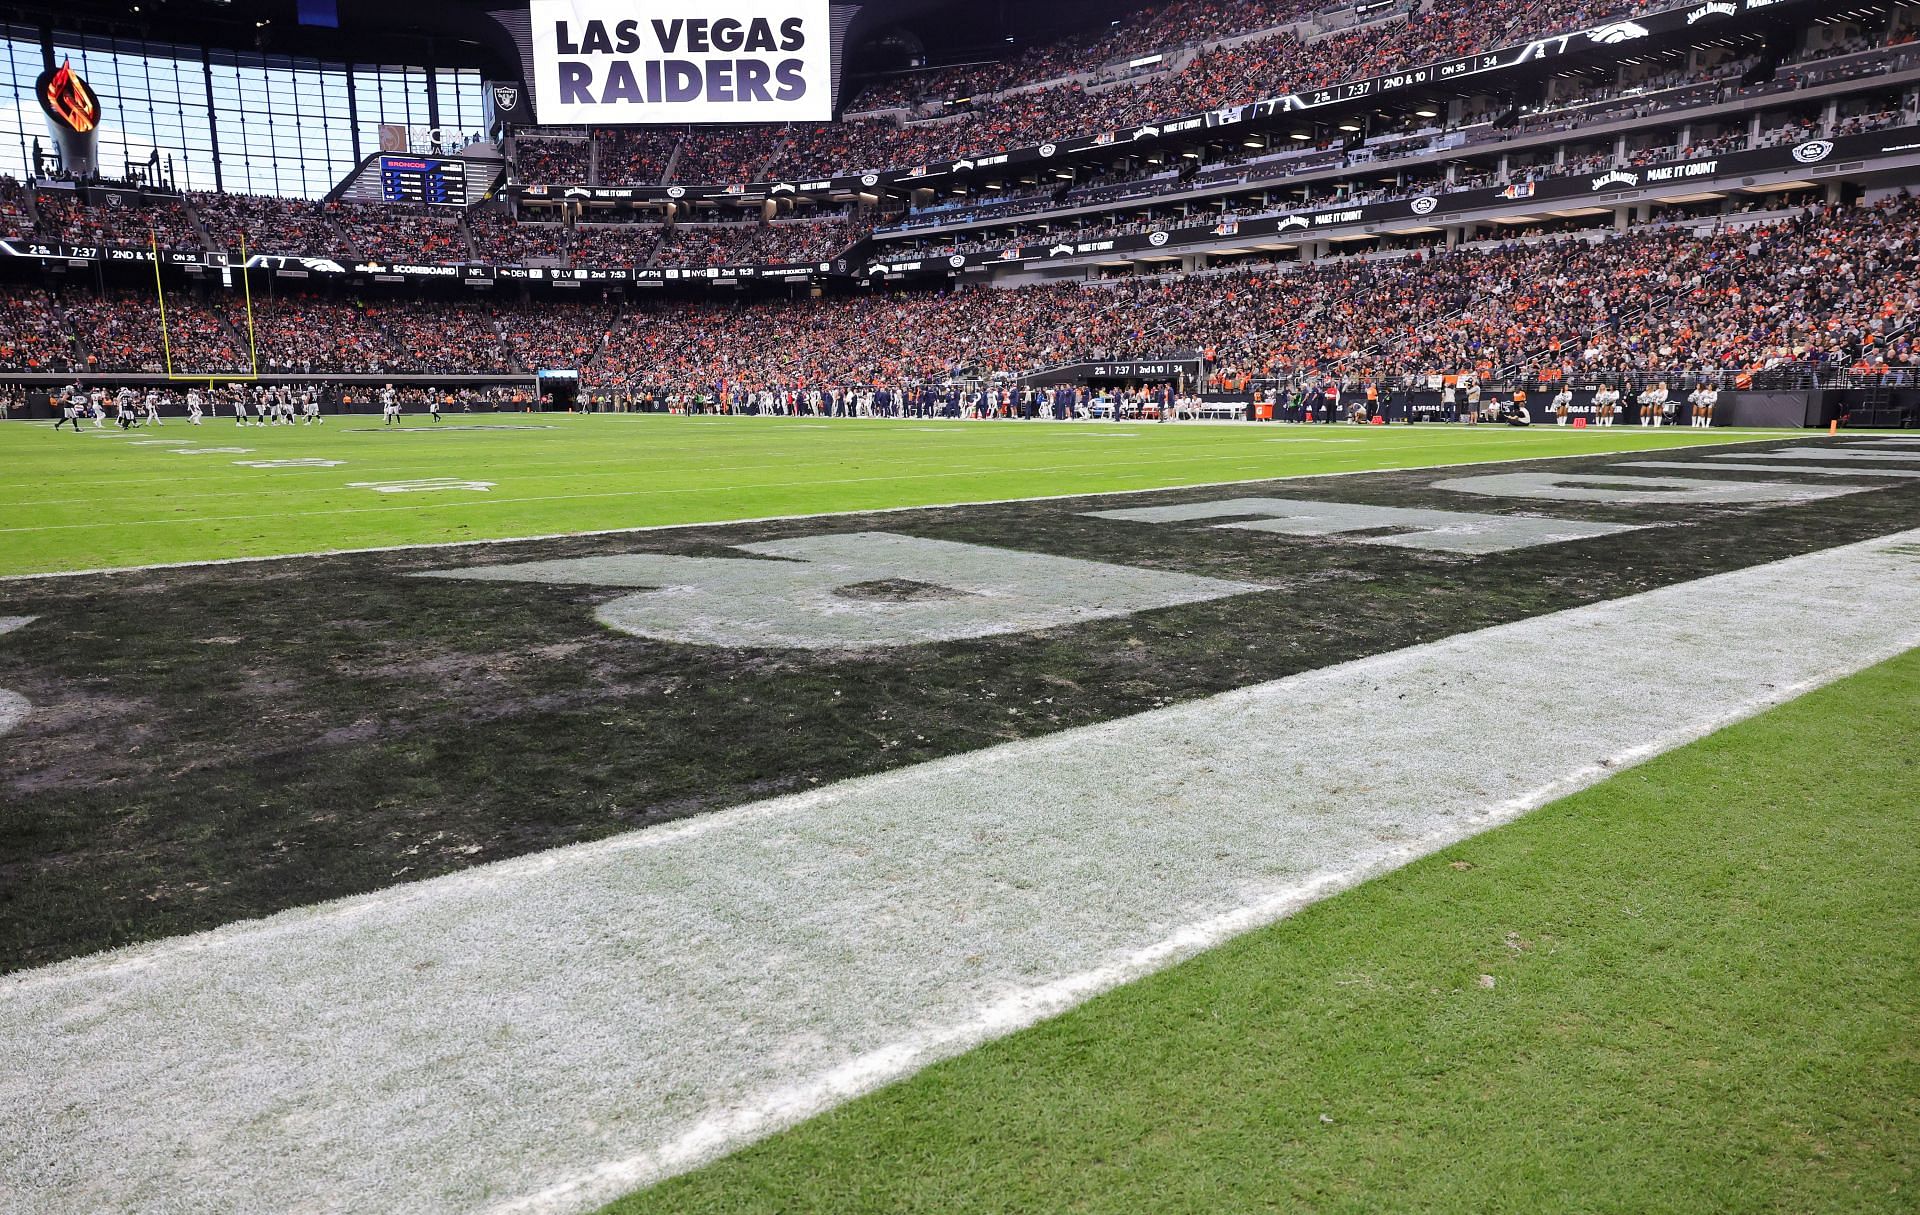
[492,83,521,112]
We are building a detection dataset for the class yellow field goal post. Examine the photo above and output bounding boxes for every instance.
[149,228,261,386]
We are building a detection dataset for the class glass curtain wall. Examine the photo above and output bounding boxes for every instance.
[0,25,52,183]
[0,26,483,198]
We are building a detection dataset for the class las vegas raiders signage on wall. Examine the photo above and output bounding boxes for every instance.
[528,0,833,124]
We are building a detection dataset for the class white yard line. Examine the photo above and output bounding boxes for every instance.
[4,532,1919,1214]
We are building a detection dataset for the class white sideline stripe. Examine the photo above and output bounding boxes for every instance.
[5,532,1920,1215]
[0,435,1794,582]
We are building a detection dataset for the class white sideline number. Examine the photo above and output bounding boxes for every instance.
[1088,497,1640,554]
[419,531,1262,650]
[0,617,35,736]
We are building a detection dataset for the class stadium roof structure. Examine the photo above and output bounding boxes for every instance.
[0,0,1160,82]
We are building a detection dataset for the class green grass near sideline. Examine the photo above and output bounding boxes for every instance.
[0,414,1779,576]
[605,648,1920,1215]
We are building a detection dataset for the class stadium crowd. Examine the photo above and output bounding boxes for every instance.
[651,217,864,268]
[33,189,204,252]
[331,203,470,264]
[468,208,571,264]
[845,0,1329,111]
[5,197,1913,389]
[513,137,591,184]
[566,221,664,268]
[577,198,1914,392]
[191,192,354,258]
[59,288,252,375]
[0,177,32,241]
[0,284,82,372]
[376,298,517,374]
[249,297,404,374]
[592,128,680,184]
[568,0,1675,186]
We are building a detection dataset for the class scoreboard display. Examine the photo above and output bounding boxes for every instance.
[378,155,468,206]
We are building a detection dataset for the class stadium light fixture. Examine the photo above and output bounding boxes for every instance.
[1338,123,1360,132]
[1289,132,1311,140]
[1415,109,1438,118]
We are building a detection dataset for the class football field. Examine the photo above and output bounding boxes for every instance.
[0,418,1915,1214]
[0,413,1779,576]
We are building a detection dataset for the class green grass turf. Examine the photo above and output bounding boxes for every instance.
[604,647,1920,1215]
[0,414,1781,576]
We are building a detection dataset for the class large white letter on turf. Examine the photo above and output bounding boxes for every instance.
[418,532,1262,650]
[1086,497,1640,554]
[1435,473,1870,505]
[0,616,35,736]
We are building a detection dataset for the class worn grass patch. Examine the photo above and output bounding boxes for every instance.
[2,443,1916,974]
[604,647,1920,1215]
[3,446,1915,973]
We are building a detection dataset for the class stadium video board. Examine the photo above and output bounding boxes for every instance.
[379,155,470,206]
[528,0,833,125]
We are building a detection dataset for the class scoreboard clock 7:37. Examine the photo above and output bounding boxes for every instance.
[379,154,468,206]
